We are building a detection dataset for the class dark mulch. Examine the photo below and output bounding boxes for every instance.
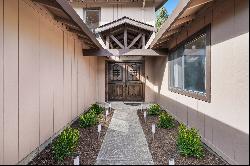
[137,110,229,165]
[29,109,114,165]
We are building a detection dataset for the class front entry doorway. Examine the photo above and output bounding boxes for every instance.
[106,61,145,102]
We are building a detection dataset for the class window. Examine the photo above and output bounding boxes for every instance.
[83,8,100,31]
[169,25,211,102]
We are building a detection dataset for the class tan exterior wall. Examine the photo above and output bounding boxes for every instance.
[153,0,249,164]
[0,0,98,164]
[100,6,155,26]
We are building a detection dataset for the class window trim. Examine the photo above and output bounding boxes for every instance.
[168,24,211,103]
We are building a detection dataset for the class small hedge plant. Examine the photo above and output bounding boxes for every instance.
[177,124,205,159]
[52,127,79,162]
[79,111,98,128]
[148,104,161,116]
[158,112,175,129]
[90,103,104,115]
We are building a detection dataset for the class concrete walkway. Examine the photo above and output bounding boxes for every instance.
[96,102,154,165]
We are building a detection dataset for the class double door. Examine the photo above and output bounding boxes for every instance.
[106,61,145,102]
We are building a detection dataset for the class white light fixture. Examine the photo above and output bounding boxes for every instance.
[152,124,156,141]
[144,111,147,122]
[74,156,80,165]
[169,158,175,165]
[98,124,102,140]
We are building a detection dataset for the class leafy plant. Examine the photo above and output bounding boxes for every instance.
[158,112,175,129]
[177,124,205,158]
[52,127,79,162]
[148,104,161,116]
[89,103,104,115]
[79,111,98,128]
[156,6,168,30]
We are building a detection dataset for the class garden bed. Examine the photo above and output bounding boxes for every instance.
[29,108,114,165]
[137,109,228,165]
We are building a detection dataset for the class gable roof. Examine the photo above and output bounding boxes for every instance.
[95,16,156,33]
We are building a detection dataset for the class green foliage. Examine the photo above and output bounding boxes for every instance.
[52,127,79,162]
[177,124,205,158]
[79,111,98,128]
[158,112,175,129]
[89,103,104,115]
[148,104,161,116]
[156,6,168,30]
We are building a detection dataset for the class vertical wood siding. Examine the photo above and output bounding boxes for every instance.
[0,0,98,164]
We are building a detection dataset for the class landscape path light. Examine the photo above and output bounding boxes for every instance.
[152,123,156,141]
[73,155,79,165]
[144,110,147,122]
[169,157,175,165]
[98,124,102,140]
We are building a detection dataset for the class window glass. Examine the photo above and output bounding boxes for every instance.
[169,33,207,94]
[184,34,206,93]
[84,9,100,30]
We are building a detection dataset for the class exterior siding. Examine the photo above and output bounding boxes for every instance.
[0,0,99,164]
[100,6,155,26]
[153,0,249,164]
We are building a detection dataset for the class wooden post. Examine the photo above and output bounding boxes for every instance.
[106,35,110,49]
[124,26,128,49]
[142,33,146,49]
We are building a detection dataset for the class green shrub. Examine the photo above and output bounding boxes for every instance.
[90,103,104,115]
[158,112,175,129]
[148,104,161,116]
[79,111,98,128]
[52,127,79,162]
[177,124,205,158]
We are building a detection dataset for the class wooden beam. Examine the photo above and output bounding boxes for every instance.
[188,0,213,10]
[141,33,145,49]
[32,0,60,10]
[110,35,125,49]
[171,15,195,28]
[82,49,169,57]
[128,33,142,49]
[124,27,128,48]
[106,36,110,49]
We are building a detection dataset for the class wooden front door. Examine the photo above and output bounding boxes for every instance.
[106,61,145,102]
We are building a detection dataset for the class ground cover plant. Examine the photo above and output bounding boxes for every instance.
[148,104,161,116]
[177,123,205,159]
[137,107,228,165]
[158,112,175,129]
[29,103,114,165]
[52,127,80,162]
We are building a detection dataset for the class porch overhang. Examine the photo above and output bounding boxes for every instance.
[150,0,214,49]
[82,49,168,56]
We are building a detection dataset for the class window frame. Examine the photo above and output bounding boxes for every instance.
[83,7,101,30]
[168,24,211,103]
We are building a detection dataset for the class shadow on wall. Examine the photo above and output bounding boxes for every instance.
[157,94,249,165]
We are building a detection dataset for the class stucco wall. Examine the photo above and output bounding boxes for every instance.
[153,0,249,164]
[0,0,98,164]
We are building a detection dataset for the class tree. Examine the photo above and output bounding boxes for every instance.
[156,7,168,31]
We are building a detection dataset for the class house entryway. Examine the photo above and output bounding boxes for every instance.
[106,61,145,102]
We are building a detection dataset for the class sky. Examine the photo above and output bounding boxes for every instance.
[163,0,180,15]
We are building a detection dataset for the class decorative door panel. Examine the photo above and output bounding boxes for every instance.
[108,84,124,101]
[106,61,144,102]
[125,84,144,101]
